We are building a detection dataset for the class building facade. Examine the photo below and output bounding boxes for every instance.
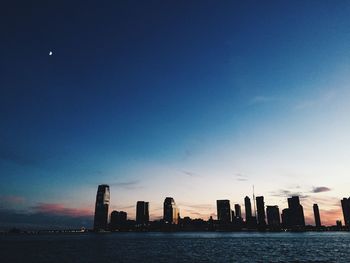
[109,210,127,230]
[256,196,266,227]
[282,196,305,228]
[93,184,110,231]
[341,197,350,226]
[244,196,252,221]
[266,205,280,228]
[235,204,242,219]
[313,204,321,227]
[163,197,179,224]
[136,201,149,226]
[217,200,232,223]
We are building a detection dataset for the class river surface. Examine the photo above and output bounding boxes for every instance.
[1,232,350,262]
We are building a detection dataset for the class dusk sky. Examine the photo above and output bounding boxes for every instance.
[1,0,350,228]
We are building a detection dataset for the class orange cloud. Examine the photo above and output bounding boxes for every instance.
[304,207,343,226]
[320,208,343,226]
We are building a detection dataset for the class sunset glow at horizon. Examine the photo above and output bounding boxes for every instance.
[1,0,350,229]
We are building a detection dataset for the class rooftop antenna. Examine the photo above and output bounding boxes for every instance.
[253,185,256,218]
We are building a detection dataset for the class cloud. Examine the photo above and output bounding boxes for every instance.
[0,195,25,205]
[181,170,200,177]
[318,208,343,226]
[235,173,248,181]
[179,207,214,220]
[307,196,340,208]
[110,180,141,190]
[270,185,332,201]
[0,207,93,230]
[183,211,205,218]
[269,189,309,199]
[311,186,331,193]
[303,206,343,226]
[113,205,134,210]
[32,203,93,217]
[179,203,213,210]
[179,203,214,218]
[149,214,162,221]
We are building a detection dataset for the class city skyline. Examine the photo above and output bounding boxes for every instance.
[1,1,350,229]
[1,180,349,230]
[92,183,349,231]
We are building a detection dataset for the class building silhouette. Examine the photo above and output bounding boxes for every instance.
[136,201,149,226]
[281,208,290,227]
[90,184,350,232]
[313,204,321,227]
[244,196,252,220]
[235,204,242,219]
[336,220,342,228]
[163,197,179,224]
[93,184,110,231]
[256,196,266,227]
[110,210,127,230]
[341,197,350,226]
[231,210,235,219]
[266,205,280,228]
[282,196,305,229]
[244,196,257,228]
[217,200,232,223]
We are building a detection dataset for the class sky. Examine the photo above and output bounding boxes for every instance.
[1,0,350,229]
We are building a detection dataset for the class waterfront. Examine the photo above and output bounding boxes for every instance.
[1,232,350,262]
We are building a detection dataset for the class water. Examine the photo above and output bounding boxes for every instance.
[1,232,350,262]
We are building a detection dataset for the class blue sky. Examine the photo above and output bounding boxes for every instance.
[1,0,350,228]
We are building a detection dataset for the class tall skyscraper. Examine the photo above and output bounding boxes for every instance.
[235,204,242,219]
[266,205,280,228]
[217,200,232,223]
[313,204,321,227]
[341,197,350,226]
[244,196,252,221]
[93,184,110,231]
[282,196,305,228]
[136,201,149,225]
[163,197,179,224]
[288,196,305,227]
[256,196,266,227]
